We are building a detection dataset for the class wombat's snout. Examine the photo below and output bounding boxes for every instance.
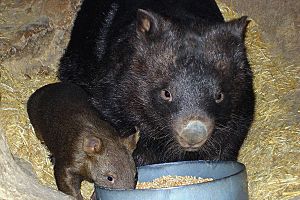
[175,119,214,151]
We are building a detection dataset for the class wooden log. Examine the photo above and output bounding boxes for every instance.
[0,128,74,200]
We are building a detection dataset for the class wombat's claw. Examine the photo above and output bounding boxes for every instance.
[48,154,55,165]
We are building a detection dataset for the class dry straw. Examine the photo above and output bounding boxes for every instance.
[0,2,299,200]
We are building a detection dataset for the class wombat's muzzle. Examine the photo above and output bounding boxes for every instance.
[175,120,214,151]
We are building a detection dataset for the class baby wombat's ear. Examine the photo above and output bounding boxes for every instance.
[83,135,103,155]
[120,129,140,154]
[227,16,250,40]
[136,9,160,36]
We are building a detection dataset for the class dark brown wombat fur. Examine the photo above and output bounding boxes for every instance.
[27,82,138,200]
[59,0,255,166]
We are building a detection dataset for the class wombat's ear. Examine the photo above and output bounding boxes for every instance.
[227,16,250,40]
[83,136,103,155]
[120,128,140,154]
[136,9,159,36]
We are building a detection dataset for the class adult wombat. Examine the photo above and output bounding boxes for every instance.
[59,0,255,166]
[27,83,138,200]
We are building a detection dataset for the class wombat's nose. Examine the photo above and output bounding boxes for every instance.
[177,120,209,149]
[182,121,208,141]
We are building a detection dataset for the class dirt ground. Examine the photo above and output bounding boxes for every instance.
[0,0,81,75]
[222,0,300,66]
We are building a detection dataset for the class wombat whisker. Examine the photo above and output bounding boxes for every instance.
[215,124,232,133]
[208,138,222,160]
[148,126,170,140]
[163,138,180,160]
[162,140,180,160]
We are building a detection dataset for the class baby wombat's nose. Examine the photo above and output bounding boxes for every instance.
[177,120,212,150]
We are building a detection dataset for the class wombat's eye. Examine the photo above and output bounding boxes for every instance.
[215,92,224,103]
[107,176,114,183]
[160,89,172,102]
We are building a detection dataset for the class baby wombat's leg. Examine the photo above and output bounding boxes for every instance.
[54,164,83,200]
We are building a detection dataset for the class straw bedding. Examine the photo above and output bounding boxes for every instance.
[0,1,299,200]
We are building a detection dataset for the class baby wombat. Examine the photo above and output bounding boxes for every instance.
[27,82,138,200]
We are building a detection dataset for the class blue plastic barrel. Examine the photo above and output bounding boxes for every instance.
[95,160,248,200]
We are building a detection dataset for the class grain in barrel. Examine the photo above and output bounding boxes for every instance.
[136,175,213,189]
